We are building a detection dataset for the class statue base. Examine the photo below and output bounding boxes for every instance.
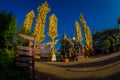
[51,54,56,61]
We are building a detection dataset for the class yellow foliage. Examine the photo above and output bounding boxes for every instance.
[75,21,83,43]
[23,10,35,32]
[33,1,50,43]
[48,13,58,40]
[80,13,93,50]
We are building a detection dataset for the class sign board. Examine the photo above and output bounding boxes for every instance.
[18,33,34,41]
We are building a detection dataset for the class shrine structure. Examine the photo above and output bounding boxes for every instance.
[59,13,93,60]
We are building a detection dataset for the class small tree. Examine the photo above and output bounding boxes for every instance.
[104,39,110,53]
[109,36,116,46]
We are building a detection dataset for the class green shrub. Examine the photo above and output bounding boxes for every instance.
[104,39,110,50]
[0,49,14,72]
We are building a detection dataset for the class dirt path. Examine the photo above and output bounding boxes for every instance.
[35,52,120,80]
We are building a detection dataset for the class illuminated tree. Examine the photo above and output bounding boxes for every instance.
[80,13,93,52]
[18,10,35,46]
[22,10,35,33]
[47,13,58,61]
[33,1,50,43]
[75,21,83,43]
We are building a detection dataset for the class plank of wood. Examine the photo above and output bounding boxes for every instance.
[15,62,32,67]
[16,46,33,51]
[40,44,48,47]
[16,50,33,56]
[16,57,32,61]
[18,33,34,41]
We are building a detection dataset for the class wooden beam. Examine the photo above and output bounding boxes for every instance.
[18,33,34,41]
[15,62,32,67]
[16,50,33,56]
[16,46,33,51]
[16,57,32,61]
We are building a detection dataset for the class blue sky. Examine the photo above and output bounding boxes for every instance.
[0,0,120,50]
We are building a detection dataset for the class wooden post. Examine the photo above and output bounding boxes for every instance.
[32,36,36,80]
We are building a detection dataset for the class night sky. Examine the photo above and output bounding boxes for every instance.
[0,0,120,50]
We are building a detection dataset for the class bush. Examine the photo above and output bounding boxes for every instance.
[0,11,17,48]
[0,49,14,72]
[104,39,110,50]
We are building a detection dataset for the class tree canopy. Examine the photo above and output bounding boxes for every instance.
[0,11,17,75]
[93,28,120,46]
[0,11,17,49]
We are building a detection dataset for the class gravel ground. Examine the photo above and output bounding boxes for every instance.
[35,52,120,80]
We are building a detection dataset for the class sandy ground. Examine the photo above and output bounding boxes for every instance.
[35,52,120,80]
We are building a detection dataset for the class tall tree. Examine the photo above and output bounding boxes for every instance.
[17,10,34,46]
[33,1,50,43]
[20,10,34,34]
[0,11,17,49]
[75,21,83,43]
[80,13,93,51]
[0,11,17,72]
[47,13,58,61]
